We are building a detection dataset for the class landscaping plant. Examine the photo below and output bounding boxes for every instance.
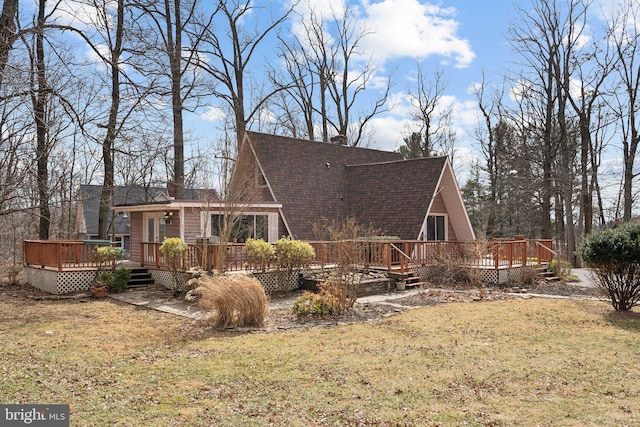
[94,268,131,293]
[578,223,640,311]
[185,273,269,328]
[244,238,274,272]
[292,277,347,317]
[160,237,189,291]
[274,236,315,272]
[294,217,383,317]
[548,259,572,279]
[94,246,125,271]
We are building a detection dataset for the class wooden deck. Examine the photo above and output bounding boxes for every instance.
[23,238,553,273]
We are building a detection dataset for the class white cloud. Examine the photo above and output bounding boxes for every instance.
[360,0,475,68]
[200,106,227,122]
[366,115,412,151]
[48,0,115,31]
[290,0,475,69]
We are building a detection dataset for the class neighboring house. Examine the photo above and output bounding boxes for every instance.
[76,184,203,251]
[116,131,475,264]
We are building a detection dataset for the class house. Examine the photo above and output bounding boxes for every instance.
[115,131,475,266]
[76,184,204,251]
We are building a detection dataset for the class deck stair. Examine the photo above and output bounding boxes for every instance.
[534,265,562,282]
[388,268,426,289]
[127,268,155,288]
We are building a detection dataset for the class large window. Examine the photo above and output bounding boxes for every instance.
[210,214,268,243]
[426,215,446,241]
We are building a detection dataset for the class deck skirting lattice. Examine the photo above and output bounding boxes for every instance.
[24,267,96,294]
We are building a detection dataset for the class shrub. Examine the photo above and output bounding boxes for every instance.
[578,223,640,311]
[185,273,269,328]
[292,291,341,317]
[518,266,539,288]
[160,237,189,259]
[429,254,483,289]
[274,237,315,271]
[95,246,125,271]
[244,238,275,272]
[160,237,189,290]
[291,277,350,318]
[548,259,572,279]
[94,268,131,293]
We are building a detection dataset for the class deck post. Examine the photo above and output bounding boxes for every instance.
[384,242,391,272]
[57,242,62,272]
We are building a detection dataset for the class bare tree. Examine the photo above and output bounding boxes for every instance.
[93,0,126,239]
[0,0,18,84]
[401,65,455,158]
[609,0,640,223]
[26,0,50,239]
[275,4,391,146]
[324,6,391,146]
[508,0,585,254]
[193,0,294,148]
[474,76,508,237]
[133,0,206,199]
[561,15,615,250]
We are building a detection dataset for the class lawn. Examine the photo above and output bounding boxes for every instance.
[1,294,639,426]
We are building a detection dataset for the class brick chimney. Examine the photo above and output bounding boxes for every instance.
[167,181,175,198]
[330,134,348,145]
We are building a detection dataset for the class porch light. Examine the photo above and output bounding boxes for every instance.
[164,210,174,224]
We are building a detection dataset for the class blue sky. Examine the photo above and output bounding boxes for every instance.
[42,0,627,202]
[187,0,523,165]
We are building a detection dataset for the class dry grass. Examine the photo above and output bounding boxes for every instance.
[186,273,269,328]
[1,288,639,426]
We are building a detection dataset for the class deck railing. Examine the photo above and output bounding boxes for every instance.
[140,242,252,272]
[25,238,554,273]
[23,240,114,271]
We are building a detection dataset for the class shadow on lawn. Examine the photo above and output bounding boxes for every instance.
[604,309,640,333]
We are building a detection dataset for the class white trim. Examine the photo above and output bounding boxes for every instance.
[200,211,277,242]
[418,161,446,240]
[179,206,185,241]
[114,201,282,213]
[443,158,476,241]
[278,207,293,238]
[142,212,166,243]
[417,157,476,242]
[246,135,279,203]
[421,214,448,241]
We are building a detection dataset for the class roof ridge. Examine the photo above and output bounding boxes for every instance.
[247,130,401,156]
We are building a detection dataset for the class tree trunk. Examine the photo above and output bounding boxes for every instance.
[98,0,124,240]
[165,0,184,200]
[0,0,18,85]
[35,0,49,240]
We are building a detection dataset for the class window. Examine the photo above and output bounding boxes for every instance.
[426,215,446,241]
[210,214,269,243]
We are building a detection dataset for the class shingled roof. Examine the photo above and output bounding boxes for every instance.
[245,132,453,240]
[77,184,209,236]
[345,157,447,239]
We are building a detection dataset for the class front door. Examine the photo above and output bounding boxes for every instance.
[143,213,166,264]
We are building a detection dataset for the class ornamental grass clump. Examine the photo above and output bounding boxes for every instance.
[185,273,269,328]
[578,223,640,311]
